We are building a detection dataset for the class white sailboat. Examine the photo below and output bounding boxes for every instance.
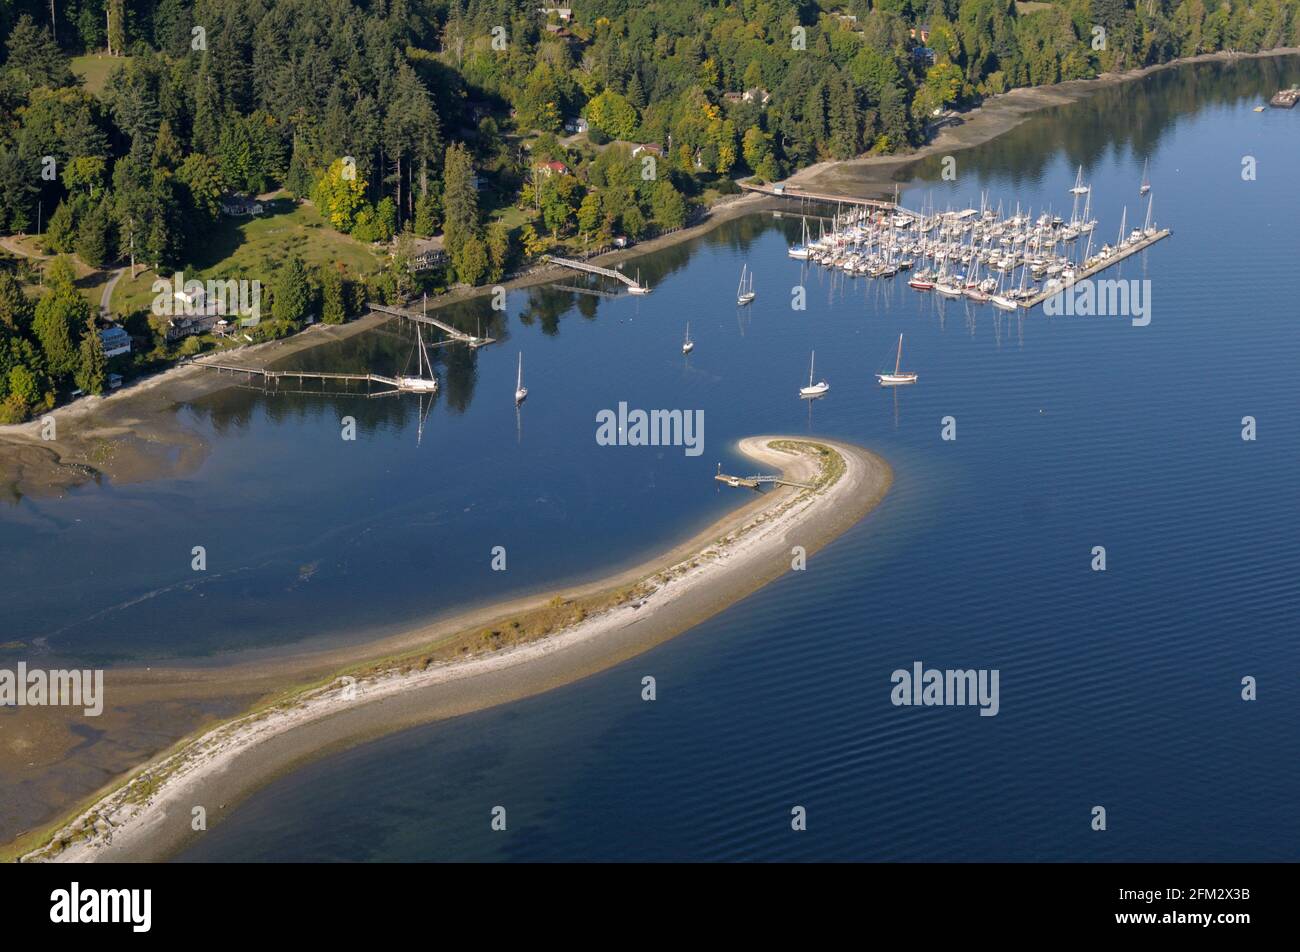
[628,268,652,295]
[799,350,829,398]
[682,322,694,354]
[788,218,811,259]
[876,334,918,386]
[514,352,528,405]
[990,266,1017,311]
[1139,159,1151,196]
[1069,165,1089,195]
[736,263,756,305]
[397,327,439,393]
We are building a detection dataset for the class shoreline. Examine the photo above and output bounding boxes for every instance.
[785,47,1300,197]
[4,47,1293,498]
[18,436,892,863]
[3,45,1294,857]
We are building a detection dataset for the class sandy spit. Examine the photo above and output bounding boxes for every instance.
[22,436,890,863]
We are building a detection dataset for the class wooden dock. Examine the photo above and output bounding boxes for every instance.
[542,254,650,293]
[715,465,814,491]
[739,181,920,220]
[1019,229,1172,309]
[198,360,401,390]
[368,302,495,347]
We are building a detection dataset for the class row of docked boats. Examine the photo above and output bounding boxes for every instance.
[786,170,1162,308]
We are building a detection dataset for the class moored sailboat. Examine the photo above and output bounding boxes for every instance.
[799,350,829,398]
[514,352,528,405]
[737,263,756,305]
[876,334,918,386]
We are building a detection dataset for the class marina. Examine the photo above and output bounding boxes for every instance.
[777,172,1171,310]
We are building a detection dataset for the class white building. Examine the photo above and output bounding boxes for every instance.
[97,325,131,358]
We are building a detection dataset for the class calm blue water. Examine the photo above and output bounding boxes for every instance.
[7,57,1300,860]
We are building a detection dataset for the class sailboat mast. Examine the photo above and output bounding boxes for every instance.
[895,334,903,375]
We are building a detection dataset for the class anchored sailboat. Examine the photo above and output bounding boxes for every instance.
[1140,159,1151,196]
[737,263,756,305]
[799,350,829,398]
[876,334,918,386]
[514,352,528,405]
[682,322,694,354]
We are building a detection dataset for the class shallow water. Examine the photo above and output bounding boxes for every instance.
[5,56,1299,860]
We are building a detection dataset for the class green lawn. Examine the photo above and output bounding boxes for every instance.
[71,54,132,96]
[111,198,387,314]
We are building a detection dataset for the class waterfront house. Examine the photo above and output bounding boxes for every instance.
[166,313,222,340]
[534,160,570,177]
[97,325,132,358]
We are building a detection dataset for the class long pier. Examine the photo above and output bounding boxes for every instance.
[198,360,400,390]
[740,181,920,220]
[1019,229,1172,309]
[542,255,649,293]
[368,302,495,347]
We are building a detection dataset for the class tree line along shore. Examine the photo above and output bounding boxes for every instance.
[3,0,1299,425]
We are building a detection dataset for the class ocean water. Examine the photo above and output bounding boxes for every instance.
[5,56,1299,860]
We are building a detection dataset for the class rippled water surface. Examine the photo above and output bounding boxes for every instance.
[5,57,1298,861]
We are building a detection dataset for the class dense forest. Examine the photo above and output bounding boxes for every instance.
[1,0,1298,420]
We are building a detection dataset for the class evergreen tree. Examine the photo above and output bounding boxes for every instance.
[271,257,312,327]
[75,321,107,396]
[33,261,88,381]
[442,143,480,256]
[45,201,78,254]
[0,271,33,332]
[75,202,111,268]
[320,264,346,325]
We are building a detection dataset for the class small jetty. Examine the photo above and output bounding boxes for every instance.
[543,254,650,293]
[368,302,494,348]
[1269,87,1299,108]
[714,463,814,491]
[740,180,920,220]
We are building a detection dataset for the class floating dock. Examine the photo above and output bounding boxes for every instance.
[542,254,650,293]
[1018,228,1172,309]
